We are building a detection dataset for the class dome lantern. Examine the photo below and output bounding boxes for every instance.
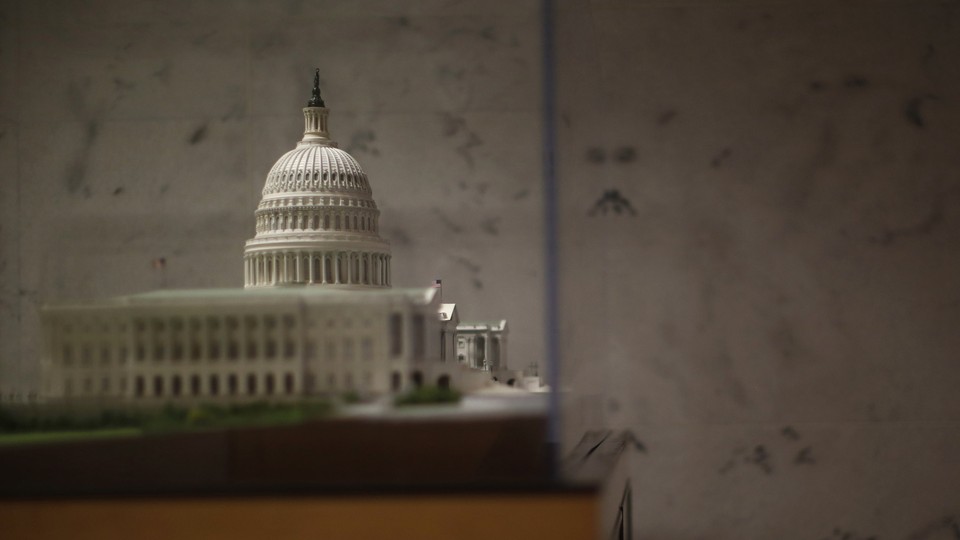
[301,69,333,146]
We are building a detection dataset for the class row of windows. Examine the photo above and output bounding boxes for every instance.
[59,312,425,366]
[61,337,377,365]
[269,169,364,187]
[60,370,449,398]
[60,314,298,337]
[62,371,380,398]
[255,211,377,234]
[131,373,298,398]
[61,344,129,366]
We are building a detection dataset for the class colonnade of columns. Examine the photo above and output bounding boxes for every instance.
[244,250,391,288]
[255,209,377,235]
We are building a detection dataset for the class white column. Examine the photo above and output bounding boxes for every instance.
[334,253,341,284]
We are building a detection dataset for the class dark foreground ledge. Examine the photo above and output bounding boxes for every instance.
[0,414,560,498]
[0,415,638,539]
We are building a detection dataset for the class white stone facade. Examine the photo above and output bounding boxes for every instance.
[41,288,449,403]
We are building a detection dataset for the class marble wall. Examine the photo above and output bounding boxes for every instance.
[557,1,960,538]
[2,0,960,538]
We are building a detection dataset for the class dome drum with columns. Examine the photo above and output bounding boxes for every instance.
[244,70,391,289]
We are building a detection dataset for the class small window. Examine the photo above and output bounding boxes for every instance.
[390,313,402,357]
[412,314,425,358]
[210,375,220,396]
[246,341,258,358]
[282,315,295,329]
[284,373,295,394]
[361,338,373,361]
[244,315,258,331]
[191,375,201,396]
[343,339,354,361]
[246,374,257,395]
[153,376,164,396]
[135,376,145,397]
[227,374,237,395]
[172,375,182,397]
[265,374,275,395]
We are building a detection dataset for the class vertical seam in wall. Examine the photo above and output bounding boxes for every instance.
[541,0,561,449]
[13,0,23,400]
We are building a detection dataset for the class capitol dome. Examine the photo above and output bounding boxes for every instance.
[243,70,391,289]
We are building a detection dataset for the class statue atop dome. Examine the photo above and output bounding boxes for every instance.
[307,68,325,108]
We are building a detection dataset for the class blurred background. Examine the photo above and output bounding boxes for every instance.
[2,1,959,538]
